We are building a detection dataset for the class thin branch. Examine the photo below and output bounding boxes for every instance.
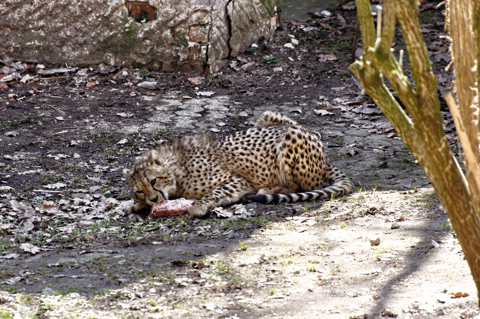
[355,0,376,48]
[380,0,396,56]
[445,92,480,194]
[395,0,440,113]
[376,6,383,39]
[399,50,404,71]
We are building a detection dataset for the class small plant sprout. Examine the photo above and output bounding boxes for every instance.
[239,240,249,251]
[139,69,149,78]
[263,55,279,64]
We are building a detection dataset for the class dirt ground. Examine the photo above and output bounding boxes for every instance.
[0,1,478,318]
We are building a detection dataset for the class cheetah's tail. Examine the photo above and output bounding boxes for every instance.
[248,166,354,204]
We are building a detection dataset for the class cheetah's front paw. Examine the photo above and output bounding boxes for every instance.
[188,204,208,217]
[126,202,150,216]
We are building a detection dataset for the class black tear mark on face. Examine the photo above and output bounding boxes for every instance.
[135,190,145,200]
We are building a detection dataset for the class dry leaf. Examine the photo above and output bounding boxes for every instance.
[45,182,67,189]
[20,243,41,254]
[187,77,204,85]
[56,116,64,121]
[318,54,337,62]
[4,131,20,137]
[116,112,134,118]
[342,1,355,10]
[451,292,469,298]
[317,275,322,280]
[129,93,137,97]
[4,154,24,161]
[314,109,334,116]
[316,101,332,110]
[86,82,96,88]
[196,91,215,97]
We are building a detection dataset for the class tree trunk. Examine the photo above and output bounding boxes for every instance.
[350,0,480,303]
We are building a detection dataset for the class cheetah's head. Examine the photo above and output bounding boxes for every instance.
[124,149,181,206]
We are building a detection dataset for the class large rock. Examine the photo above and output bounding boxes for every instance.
[0,0,281,73]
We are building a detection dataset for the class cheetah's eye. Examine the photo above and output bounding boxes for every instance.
[150,178,157,186]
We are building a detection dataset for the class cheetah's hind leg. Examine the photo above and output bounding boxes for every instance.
[188,176,256,217]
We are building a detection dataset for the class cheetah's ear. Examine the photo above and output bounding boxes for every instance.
[148,150,158,164]
[122,168,130,179]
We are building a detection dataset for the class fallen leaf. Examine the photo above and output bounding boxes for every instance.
[4,131,20,137]
[19,220,34,233]
[44,182,67,189]
[316,101,332,110]
[314,109,334,116]
[137,81,157,90]
[451,292,469,298]
[86,82,96,89]
[380,310,398,317]
[20,74,35,83]
[55,116,64,121]
[342,1,356,10]
[318,54,337,62]
[196,91,215,97]
[4,154,24,161]
[196,260,205,269]
[187,77,204,85]
[129,93,137,97]
[5,277,22,285]
[317,275,322,280]
[116,112,134,118]
[37,67,78,75]
[182,95,192,99]
[20,243,41,254]
[397,216,405,221]
[117,138,128,144]
[3,253,19,259]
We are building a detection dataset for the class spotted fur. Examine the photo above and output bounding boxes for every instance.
[124,111,354,217]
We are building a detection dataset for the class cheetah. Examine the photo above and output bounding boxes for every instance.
[124,111,353,217]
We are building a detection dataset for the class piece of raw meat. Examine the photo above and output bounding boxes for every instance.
[150,198,195,217]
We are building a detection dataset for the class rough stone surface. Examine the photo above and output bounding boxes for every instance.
[0,0,280,73]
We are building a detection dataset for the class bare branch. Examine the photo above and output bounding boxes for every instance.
[355,0,375,48]
[380,0,396,56]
